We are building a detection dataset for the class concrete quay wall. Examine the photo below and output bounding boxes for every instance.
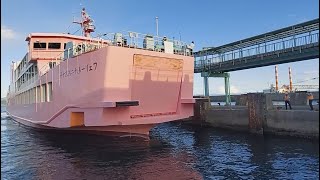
[192,93,319,138]
[210,91,319,106]
[205,108,249,131]
[265,110,319,137]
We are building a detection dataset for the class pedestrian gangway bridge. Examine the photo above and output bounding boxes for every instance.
[193,18,319,103]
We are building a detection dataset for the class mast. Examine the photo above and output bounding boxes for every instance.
[73,8,95,37]
[156,17,159,36]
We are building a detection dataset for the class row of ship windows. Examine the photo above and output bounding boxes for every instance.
[33,42,66,50]
[11,82,53,105]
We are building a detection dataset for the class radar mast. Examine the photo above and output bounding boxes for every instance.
[73,8,95,37]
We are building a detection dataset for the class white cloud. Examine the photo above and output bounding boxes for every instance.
[1,25,17,40]
[217,85,241,94]
[302,70,319,75]
[230,86,241,94]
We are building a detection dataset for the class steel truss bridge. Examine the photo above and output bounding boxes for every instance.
[193,18,319,103]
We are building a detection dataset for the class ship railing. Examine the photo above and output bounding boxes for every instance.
[37,31,193,76]
[61,40,108,60]
[101,31,194,56]
[16,31,193,93]
[33,39,106,76]
[36,42,90,75]
[18,75,39,92]
[37,59,61,78]
[35,41,106,81]
[32,50,64,62]
[15,40,107,94]
[16,59,61,93]
[16,52,30,79]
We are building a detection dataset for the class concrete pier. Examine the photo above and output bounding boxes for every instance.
[191,92,319,139]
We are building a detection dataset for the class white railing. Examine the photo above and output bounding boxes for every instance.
[101,31,192,56]
[14,41,107,94]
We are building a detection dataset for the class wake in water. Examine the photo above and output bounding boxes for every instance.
[1,112,9,119]
[1,106,9,119]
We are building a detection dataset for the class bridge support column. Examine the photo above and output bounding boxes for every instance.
[201,72,231,106]
[224,73,231,106]
[204,76,209,96]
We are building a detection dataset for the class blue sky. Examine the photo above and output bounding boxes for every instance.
[1,0,319,97]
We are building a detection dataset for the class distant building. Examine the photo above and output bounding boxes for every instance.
[263,84,276,93]
[262,84,292,94]
[278,85,290,93]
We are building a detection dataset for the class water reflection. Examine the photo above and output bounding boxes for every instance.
[1,107,319,179]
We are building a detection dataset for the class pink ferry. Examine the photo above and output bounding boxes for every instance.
[6,8,195,138]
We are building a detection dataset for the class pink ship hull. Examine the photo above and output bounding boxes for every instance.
[7,46,195,137]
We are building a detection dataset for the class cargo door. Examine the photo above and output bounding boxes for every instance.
[130,54,183,117]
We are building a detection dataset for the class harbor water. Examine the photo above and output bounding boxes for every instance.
[1,106,319,179]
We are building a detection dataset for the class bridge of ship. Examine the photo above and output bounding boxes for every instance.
[193,18,319,104]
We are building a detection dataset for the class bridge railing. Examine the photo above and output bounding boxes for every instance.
[195,32,319,70]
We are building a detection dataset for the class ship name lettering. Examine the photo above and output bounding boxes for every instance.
[60,62,98,78]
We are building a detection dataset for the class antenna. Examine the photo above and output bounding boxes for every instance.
[156,17,159,36]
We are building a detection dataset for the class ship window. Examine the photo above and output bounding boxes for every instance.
[29,89,32,104]
[27,90,30,104]
[48,82,53,102]
[41,84,47,102]
[33,42,47,49]
[48,43,61,49]
[26,91,28,104]
[23,92,26,104]
[24,91,27,104]
[30,88,35,103]
[25,90,28,104]
[22,92,25,104]
[49,62,56,69]
[36,86,41,103]
[64,43,67,49]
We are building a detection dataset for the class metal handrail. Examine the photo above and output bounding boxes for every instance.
[195,32,319,69]
[12,41,108,96]
[100,31,193,56]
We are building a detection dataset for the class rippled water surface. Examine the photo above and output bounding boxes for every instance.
[1,106,319,179]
